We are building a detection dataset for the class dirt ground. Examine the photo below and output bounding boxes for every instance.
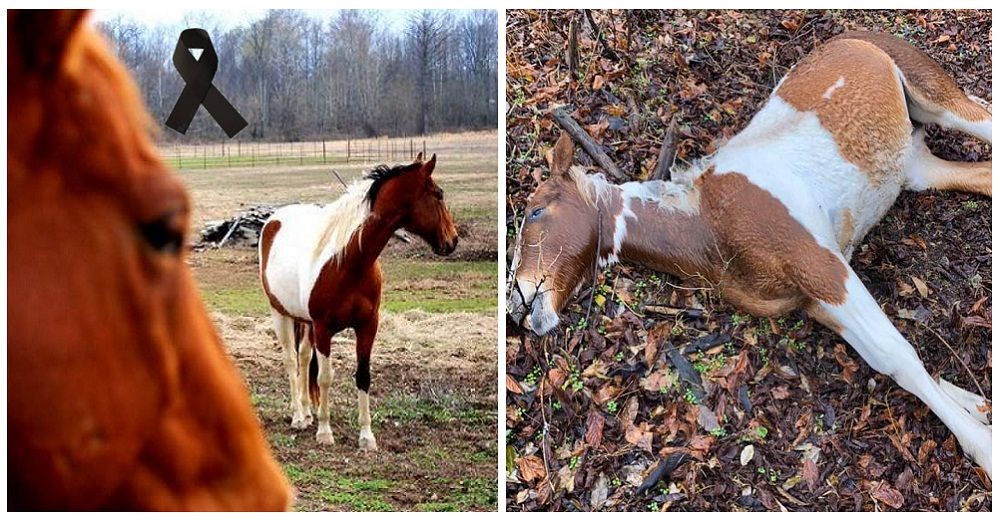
[505,10,990,512]
[180,131,500,511]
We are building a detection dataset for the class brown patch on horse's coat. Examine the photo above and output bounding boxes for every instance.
[8,10,290,510]
[835,31,991,123]
[777,38,910,182]
[837,208,855,253]
[696,170,849,309]
[619,197,719,283]
[259,220,292,317]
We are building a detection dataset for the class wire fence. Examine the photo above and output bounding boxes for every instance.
[159,136,432,171]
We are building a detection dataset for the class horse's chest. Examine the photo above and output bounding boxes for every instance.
[307,263,381,327]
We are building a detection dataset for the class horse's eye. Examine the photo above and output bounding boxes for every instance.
[139,213,184,255]
[528,207,545,221]
[435,187,444,200]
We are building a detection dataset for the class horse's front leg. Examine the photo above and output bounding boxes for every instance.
[808,265,992,477]
[355,316,379,451]
[312,324,336,445]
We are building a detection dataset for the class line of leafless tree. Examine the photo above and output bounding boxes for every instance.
[97,9,498,141]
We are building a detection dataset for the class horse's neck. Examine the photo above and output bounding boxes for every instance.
[597,179,719,282]
[340,211,402,268]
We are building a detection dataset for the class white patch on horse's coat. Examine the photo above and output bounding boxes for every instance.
[822,77,845,99]
[358,390,377,450]
[315,350,334,445]
[816,268,992,475]
[575,170,698,268]
[261,178,374,320]
[710,96,902,256]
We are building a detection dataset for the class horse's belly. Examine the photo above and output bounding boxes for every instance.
[714,97,905,257]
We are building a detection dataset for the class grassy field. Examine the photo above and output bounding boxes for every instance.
[178,130,499,512]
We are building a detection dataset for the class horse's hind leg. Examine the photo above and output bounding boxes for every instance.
[807,264,992,477]
[295,322,315,428]
[313,325,335,445]
[355,317,379,451]
[272,311,310,429]
[904,126,992,197]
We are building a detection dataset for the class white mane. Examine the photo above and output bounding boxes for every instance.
[313,178,374,260]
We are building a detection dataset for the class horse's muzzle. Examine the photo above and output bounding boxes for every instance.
[507,278,560,335]
[435,237,458,256]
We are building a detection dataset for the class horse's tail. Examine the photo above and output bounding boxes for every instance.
[294,322,320,407]
[308,347,319,407]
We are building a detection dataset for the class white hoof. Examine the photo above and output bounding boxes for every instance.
[316,431,335,445]
[358,434,378,451]
[291,415,313,430]
[939,378,991,425]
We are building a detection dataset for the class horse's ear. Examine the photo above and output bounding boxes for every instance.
[423,154,437,176]
[415,152,424,162]
[9,10,89,75]
[551,133,575,179]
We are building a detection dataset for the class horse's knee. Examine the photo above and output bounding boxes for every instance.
[355,359,371,393]
[317,354,334,388]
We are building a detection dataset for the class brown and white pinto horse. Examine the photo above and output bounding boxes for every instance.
[8,10,291,510]
[259,155,458,449]
[508,32,992,476]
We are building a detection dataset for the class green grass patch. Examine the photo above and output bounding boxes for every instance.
[414,477,497,512]
[200,287,270,315]
[317,478,394,512]
[283,463,334,486]
[377,389,491,427]
[380,260,497,315]
[169,154,349,171]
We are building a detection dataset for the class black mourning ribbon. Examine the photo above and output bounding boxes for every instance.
[165,29,247,138]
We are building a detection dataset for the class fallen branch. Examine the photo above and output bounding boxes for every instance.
[650,115,678,181]
[216,216,242,248]
[584,9,622,64]
[551,106,627,182]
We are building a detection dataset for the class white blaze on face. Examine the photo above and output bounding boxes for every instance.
[509,277,560,335]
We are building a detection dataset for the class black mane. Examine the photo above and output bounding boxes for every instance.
[363,162,418,209]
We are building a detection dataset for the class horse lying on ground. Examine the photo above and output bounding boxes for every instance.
[259,154,458,449]
[508,31,992,477]
[7,10,291,510]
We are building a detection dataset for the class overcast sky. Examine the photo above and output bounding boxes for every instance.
[91,9,446,34]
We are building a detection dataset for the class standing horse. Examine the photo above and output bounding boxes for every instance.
[508,32,992,476]
[8,10,291,510]
[259,155,458,448]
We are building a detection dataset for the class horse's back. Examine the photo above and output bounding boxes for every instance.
[260,204,330,320]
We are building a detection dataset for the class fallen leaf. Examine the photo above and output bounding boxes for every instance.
[803,457,819,491]
[771,385,790,400]
[516,455,546,483]
[556,463,576,493]
[740,444,755,466]
[911,276,929,298]
[592,74,606,91]
[585,409,605,448]
[781,19,799,31]
[871,481,904,509]
[507,374,524,395]
[590,473,609,510]
[697,405,720,432]
[918,439,937,464]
